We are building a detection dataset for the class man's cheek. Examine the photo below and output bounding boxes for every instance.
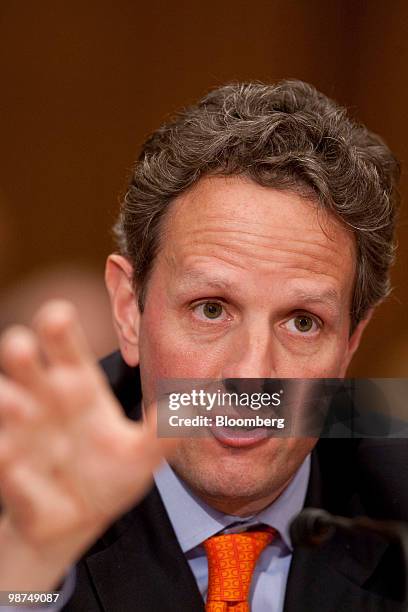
[140,331,203,378]
[292,343,349,378]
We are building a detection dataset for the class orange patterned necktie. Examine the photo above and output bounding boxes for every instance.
[203,527,277,612]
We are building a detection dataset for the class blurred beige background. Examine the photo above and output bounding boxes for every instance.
[0,0,406,372]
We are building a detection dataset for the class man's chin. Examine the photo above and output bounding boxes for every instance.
[171,436,285,487]
[171,456,280,506]
[169,436,316,513]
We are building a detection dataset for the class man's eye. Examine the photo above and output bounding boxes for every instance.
[286,314,319,334]
[194,302,225,320]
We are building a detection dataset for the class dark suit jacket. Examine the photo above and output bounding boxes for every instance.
[62,352,408,612]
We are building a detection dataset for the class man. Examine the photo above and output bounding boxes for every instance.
[0,80,406,611]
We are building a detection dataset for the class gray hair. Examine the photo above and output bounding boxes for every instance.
[114,80,400,330]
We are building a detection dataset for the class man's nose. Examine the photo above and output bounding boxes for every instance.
[221,325,277,380]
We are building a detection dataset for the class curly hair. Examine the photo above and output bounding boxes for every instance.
[114,80,400,330]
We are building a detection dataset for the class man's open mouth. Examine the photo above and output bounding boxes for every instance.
[209,422,270,447]
[200,402,285,447]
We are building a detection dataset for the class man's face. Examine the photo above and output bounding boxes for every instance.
[110,176,367,514]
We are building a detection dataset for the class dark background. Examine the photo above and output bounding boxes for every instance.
[0,1,407,375]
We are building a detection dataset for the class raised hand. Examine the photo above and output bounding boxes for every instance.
[0,300,174,590]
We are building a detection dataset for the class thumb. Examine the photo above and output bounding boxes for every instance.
[141,397,181,463]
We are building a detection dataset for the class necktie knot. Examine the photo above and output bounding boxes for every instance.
[203,527,277,611]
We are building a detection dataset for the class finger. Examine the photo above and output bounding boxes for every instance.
[141,399,181,461]
[0,326,47,394]
[0,374,39,426]
[44,366,112,420]
[0,434,14,471]
[99,410,179,479]
[33,300,94,367]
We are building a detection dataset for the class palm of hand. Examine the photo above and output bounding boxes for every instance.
[0,301,171,550]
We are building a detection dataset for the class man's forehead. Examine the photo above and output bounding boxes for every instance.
[164,175,354,244]
[158,176,356,297]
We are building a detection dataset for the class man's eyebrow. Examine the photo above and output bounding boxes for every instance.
[176,272,341,304]
[176,269,234,290]
[291,288,341,308]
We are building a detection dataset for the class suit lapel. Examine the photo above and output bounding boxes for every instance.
[284,441,404,611]
[85,486,205,612]
[283,544,404,612]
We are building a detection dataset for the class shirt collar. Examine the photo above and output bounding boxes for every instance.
[154,454,310,553]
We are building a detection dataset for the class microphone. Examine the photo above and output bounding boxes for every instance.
[290,508,408,603]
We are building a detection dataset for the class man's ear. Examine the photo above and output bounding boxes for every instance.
[105,254,140,366]
[340,308,374,376]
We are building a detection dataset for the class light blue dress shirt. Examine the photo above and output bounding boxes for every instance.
[154,455,311,612]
